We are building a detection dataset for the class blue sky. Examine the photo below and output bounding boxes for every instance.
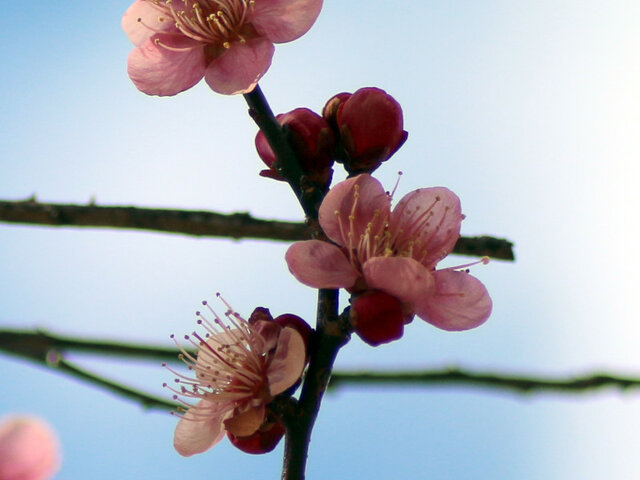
[1,1,639,478]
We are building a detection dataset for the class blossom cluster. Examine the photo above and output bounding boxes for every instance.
[121,0,493,460]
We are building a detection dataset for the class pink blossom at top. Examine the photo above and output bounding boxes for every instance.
[122,0,323,96]
[285,174,492,331]
[165,295,306,457]
[0,415,60,480]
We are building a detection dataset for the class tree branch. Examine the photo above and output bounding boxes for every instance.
[0,330,179,412]
[0,199,515,260]
[1,329,637,412]
[328,368,640,395]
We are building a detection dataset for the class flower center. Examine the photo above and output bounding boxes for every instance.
[164,295,269,412]
[337,183,448,272]
[149,0,254,48]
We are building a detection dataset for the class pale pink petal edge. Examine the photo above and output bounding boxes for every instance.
[251,0,323,43]
[173,401,227,457]
[363,256,434,306]
[415,269,492,331]
[285,240,358,289]
[267,327,306,395]
[204,38,274,95]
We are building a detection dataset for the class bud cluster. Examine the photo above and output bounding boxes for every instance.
[255,87,407,189]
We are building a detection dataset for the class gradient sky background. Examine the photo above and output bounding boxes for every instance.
[1,1,639,478]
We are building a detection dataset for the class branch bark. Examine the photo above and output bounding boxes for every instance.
[1,329,637,412]
[0,199,515,260]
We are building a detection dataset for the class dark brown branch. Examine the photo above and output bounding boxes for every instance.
[281,290,348,480]
[328,368,640,395]
[0,199,515,260]
[0,198,307,242]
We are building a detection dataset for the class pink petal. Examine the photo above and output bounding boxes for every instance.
[414,269,492,331]
[363,256,434,305]
[285,240,358,289]
[174,400,228,457]
[0,416,60,480]
[122,0,175,46]
[127,36,206,96]
[267,327,306,395]
[318,174,390,246]
[204,38,274,95]
[391,187,463,268]
[223,405,266,437]
[251,0,323,43]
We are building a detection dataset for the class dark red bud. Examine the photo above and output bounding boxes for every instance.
[350,290,406,346]
[335,87,407,174]
[322,92,352,127]
[227,420,285,455]
[248,307,273,324]
[254,108,335,186]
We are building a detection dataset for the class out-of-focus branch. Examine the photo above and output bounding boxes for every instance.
[52,356,178,411]
[0,199,515,260]
[0,329,179,412]
[2,329,638,401]
[328,369,640,395]
[0,329,182,362]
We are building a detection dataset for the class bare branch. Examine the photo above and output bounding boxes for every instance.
[0,329,179,412]
[0,199,515,260]
[328,369,640,395]
[2,329,637,403]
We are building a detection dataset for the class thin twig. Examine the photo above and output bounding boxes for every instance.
[0,199,515,260]
[53,357,178,411]
[1,329,637,412]
[0,329,182,362]
[328,369,640,395]
[0,331,178,412]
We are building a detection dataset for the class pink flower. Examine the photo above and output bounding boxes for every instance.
[0,416,60,480]
[165,295,306,456]
[122,0,323,96]
[285,174,492,332]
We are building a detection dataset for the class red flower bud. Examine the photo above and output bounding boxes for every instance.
[350,290,407,346]
[321,92,352,126]
[255,108,335,186]
[328,87,407,174]
[227,419,285,455]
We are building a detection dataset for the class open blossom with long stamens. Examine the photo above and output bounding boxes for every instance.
[122,0,323,96]
[285,174,492,335]
[165,295,306,456]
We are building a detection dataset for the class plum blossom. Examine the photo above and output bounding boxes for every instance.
[285,174,492,332]
[122,0,323,96]
[0,415,60,480]
[165,295,306,456]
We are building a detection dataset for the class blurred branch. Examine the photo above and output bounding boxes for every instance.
[0,329,181,362]
[0,199,515,260]
[52,357,178,411]
[0,329,178,411]
[328,369,640,395]
[1,329,638,400]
